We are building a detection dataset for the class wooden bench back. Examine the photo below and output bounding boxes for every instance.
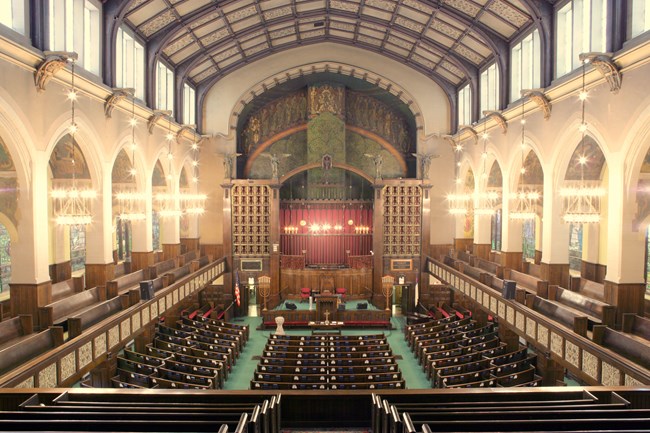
[39,286,107,328]
[106,269,147,298]
[622,313,650,340]
[593,325,650,369]
[149,258,176,279]
[114,262,130,278]
[51,276,84,302]
[474,258,503,278]
[0,315,33,346]
[522,261,542,279]
[0,327,64,374]
[549,285,615,326]
[456,250,472,264]
[505,269,547,294]
[191,256,210,272]
[178,250,199,266]
[163,264,191,285]
[67,296,129,339]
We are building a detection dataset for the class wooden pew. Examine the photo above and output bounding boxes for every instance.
[524,292,592,337]
[570,275,606,302]
[0,315,33,350]
[178,250,199,266]
[503,268,548,295]
[546,284,616,328]
[38,285,108,329]
[106,269,148,298]
[162,263,191,286]
[521,261,542,279]
[67,293,132,339]
[473,257,504,279]
[113,261,130,278]
[50,276,84,302]
[0,326,63,374]
[622,313,650,340]
[148,258,176,279]
[593,325,650,369]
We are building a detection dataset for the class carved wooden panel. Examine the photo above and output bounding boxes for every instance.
[383,185,421,256]
[232,185,271,256]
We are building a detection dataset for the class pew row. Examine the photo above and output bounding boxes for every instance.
[0,326,64,374]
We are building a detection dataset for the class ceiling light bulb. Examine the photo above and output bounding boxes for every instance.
[521,119,526,125]
[455,178,462,185]
[482,132,489,140]
[455,144,463,152]
[166,133,174,141]
[67,90,77,101]
[166,174,172,180]
[579,155,588,165]
[192,177,198,183]
[579,90,588,101]
[579,123,588,133]
[481,152,488,159]
[129,168,137,176]
[192,160,198,167]
[191,143,199,150]
[131,142,137,151]
[520,143,526,150]
[68,123,78,134]
[167,152,174,160]
[520,168,526,174]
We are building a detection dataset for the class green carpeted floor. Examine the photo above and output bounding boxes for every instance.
[223,309,431,390]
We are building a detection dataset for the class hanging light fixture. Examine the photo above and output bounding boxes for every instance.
[116,94,146,221]
[559,59,605,224]
[474,125,498,216]
[180,131,207,215]
[447,139,471,215]
[51,58,96,226]
[510,100,540,220]
[157,116,183,218]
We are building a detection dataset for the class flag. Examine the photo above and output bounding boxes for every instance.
[234,270,241,307]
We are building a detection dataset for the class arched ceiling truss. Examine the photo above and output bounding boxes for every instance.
[104,0,551,129]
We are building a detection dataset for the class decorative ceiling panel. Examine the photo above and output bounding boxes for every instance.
[125,0,540,87]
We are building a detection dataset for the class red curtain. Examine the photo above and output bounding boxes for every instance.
[280,206,373,266]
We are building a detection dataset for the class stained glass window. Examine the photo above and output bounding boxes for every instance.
[0,224,10,293]
[491,209,502,251]
[116,219,132,262]
[568,223,583,273]
[152,211,160,252]
[522,219,535,261]
[70,224,86,272]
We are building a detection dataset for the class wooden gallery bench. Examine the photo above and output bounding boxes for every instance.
[593,324,650,370]
[38,286,109,329]
[178,250,199,266]
[522,290,594,337]
[505,269,548,296]
[51,276,84,302]
[106,269,148,298]
[148,258,177,279]
[569,276,606,302]
[67,293,133,339]
[0,315,33,349]
[473,257,504,279]
[0,326,64,374]
[162,264,191,286]
[622,313,650,340]
[543,285,615,328]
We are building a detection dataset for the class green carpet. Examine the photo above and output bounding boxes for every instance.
[223,313,431,390]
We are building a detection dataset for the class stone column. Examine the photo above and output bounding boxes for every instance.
[540,173,569,287]
[85,162,115,289]
[130,177,154,272]
[499,172,523,271]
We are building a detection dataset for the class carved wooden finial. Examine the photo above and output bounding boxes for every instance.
[34,51,78,92]
[457,125,478,145]
[482,110,508,134]
[521,89,552,120]
[579,52,622,93]
[147,110,172,135]
[104,88,134,118]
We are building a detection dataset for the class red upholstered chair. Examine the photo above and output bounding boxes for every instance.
[335,287,347,302]
[300,288,311,302]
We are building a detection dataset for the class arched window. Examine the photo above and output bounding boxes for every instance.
[156,61,175,114]
[510,29,540,102]
[480,63,499,113]
[0,223,10,294]
[628,0,650,40]
[457,84,471,127]
[183,83,196,125]
[0,0,27,34]
[116,26,145,100]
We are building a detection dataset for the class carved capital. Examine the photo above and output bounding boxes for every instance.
[176,124,197,143]
[34,51,78,92]
[579,52,622,94]
[147,110,172,135]
[458,125,478,145]
[104,88,134,118]
[482,110,508,134]
[521,89,552,120]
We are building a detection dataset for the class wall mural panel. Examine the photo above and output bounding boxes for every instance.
[49,135,91,179]
[111,150,135,184]
[0,139,19,227]
[152,160,166,187]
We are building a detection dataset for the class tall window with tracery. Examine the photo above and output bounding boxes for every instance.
[480,63,499,114]
[457,84,471,127]
[116,26,145,100]
[510,30,540,102]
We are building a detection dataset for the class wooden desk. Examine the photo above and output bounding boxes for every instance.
[308,321,343,335]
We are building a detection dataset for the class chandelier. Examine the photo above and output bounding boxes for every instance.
[448,140,472,215]
[559,58,605,224]
[116,94,146,221]
[510,99,540,220]
[51,57,96,226]
[474,125,499,216]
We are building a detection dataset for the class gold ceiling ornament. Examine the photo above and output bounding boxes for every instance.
[51,58,97,226]
[520,89,551,120]
[560,59,605,224]
[482,110,508,134]
[34,51,78,92]
[104,88,135,118]
[579,52,621,94]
